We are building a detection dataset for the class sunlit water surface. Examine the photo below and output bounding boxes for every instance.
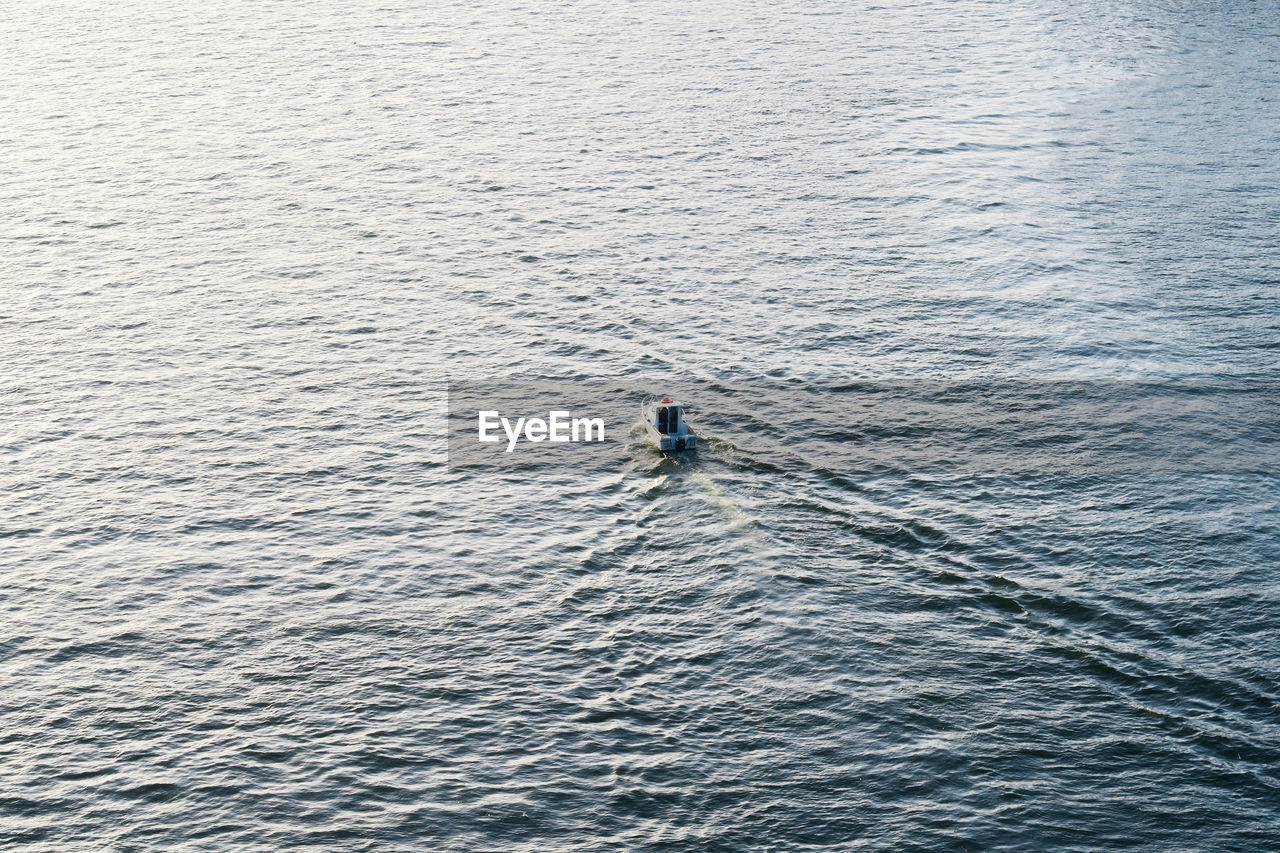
[3,0,1279,849]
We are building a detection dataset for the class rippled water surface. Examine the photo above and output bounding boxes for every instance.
[3,0,1279,849]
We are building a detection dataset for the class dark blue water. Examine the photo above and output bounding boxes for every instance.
[3,0,1278,848]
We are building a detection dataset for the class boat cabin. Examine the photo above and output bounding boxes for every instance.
[655,402,682,435]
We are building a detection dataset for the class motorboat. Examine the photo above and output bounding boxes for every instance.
[643,397,697,452]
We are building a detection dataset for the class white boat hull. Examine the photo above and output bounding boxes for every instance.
[643,398,697,453]
[649,430,696,452]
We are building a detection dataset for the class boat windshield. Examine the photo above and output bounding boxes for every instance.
[655,405,682,434]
